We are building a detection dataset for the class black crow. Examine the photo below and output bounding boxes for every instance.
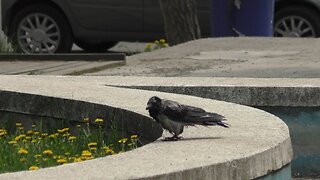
[146,96,229,141]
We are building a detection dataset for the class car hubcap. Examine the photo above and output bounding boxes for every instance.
[17,13,61,54]
[274,16,315,37]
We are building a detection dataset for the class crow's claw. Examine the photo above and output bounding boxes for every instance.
[162,136,183,141]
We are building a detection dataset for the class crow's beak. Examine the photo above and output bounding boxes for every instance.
[146,104,151,110]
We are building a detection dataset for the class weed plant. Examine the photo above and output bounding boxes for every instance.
[145,39,169,52]
[0,35,16,53]
[0,118,138,173]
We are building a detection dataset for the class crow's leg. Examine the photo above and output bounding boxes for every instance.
[162,135,183,141]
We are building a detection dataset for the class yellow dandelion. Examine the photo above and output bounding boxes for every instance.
[8,140,17,145]
[76,124,81,128]
[19,127,24,130]
[62,133,70,137]
[160,39,166,44]
[0,130,7,137]
[20,158,27,162]
[154,40,159,44]
[27,130,33,135]
[15,122,22,127]
[104,148,115,155]
[68,136,76,141]
[34,154,42,158]
[95,118,104,124]
[74,158,82,162]
[18,148,28,155]
[34,131,40,135]
[57,129,64,133]
[81,155,94,160]
[65,152,71,156]
[130,135,138,139]
[43,150,53,155]
[90,147,97,151]
[118,138,128,144]
[41,133,48,137]
[29,166,39,171]
[14,136,21,141]
[49,133,59,138]
[83,117,90,123]
[57,158,67,164]
[25,136,31,140]
[163,43,169,47]
[32,124,36,128]
[81,150,92,157]
[31,139,37,143]
[146,43,152,49]
[88,142,97,147]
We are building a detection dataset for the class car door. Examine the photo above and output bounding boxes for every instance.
[143,0,211,36]
[66,0,143,31]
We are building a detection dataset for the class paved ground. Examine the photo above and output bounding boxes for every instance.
[89,37,320,78]
[1,37,320,77]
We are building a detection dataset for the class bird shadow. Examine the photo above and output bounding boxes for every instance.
[154,136,223,143]
[179,136,223,142]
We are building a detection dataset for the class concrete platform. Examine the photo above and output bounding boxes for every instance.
[88,38,320,78]
[0,75,292,179]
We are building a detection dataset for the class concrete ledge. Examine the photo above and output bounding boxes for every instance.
[98,76,320,107]
[0,75,292,179]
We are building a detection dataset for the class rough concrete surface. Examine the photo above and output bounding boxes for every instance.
[88,37,320,78]
[0,75,292,179]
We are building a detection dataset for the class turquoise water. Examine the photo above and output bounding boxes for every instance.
[259,107,320,178]
[258,164,291,180]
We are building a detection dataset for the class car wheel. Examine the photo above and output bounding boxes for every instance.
[75,40,118,53]
[9,4,73,54]
[274,6,320,37]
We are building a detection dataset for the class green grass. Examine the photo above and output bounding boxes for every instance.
[0,117,138,173]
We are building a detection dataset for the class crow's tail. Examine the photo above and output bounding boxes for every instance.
[216,121,230,128]
[203,120,229,128]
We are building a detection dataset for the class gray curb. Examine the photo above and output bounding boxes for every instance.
[0,53,126,61]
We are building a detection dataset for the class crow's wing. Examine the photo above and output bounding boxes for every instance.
[162,99,225,125]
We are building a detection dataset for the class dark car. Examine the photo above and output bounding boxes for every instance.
[2,0,320,54]
[274,0,320,37]
[1,0,212,53]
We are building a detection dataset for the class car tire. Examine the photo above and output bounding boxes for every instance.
[9,4,73,53]
[274,6,320,37]
[75,40,118,53]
